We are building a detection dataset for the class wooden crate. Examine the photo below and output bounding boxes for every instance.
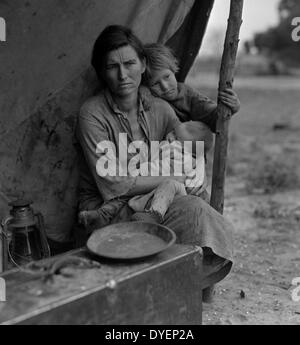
[0,245,203,325]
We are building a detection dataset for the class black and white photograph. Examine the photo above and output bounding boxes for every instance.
[0,0,299,328]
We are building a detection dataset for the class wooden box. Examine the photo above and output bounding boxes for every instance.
[0,245,203,325]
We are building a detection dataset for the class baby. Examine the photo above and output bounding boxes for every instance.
[129,120,213,223]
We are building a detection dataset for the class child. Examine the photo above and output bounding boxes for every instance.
[143,43,240,132]
[140,43,240,210]
[129,120,213,223]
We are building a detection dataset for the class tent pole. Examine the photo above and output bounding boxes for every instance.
[204,0,243,304]
[210,0,244,214]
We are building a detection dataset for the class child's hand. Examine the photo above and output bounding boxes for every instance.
[218,88,240,114]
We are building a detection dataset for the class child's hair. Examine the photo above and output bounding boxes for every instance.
[143,43,179,82]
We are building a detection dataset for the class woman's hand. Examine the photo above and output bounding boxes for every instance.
[218,88,240,114]
[166,130,177,143]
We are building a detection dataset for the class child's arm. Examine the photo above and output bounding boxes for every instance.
[184,84,240,132]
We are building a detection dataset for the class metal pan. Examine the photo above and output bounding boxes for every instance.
[86,221,176,260]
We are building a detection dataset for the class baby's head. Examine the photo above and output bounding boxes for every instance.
[143,43,179,101]
[172,121,214,156]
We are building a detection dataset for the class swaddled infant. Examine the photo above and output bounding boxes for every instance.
[129,120,213,223]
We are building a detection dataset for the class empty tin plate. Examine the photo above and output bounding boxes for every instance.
[86,221,176,260]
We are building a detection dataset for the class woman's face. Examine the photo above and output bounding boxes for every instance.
[102,45,145,98]
[147,68,178,101]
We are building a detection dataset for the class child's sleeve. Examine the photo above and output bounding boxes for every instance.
[154,97,181,137]
[189,88,218,133]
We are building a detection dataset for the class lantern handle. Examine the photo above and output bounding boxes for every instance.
[0,215,13,272]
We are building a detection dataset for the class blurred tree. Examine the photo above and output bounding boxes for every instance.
[253,0,300,67]
[243,40,251,54]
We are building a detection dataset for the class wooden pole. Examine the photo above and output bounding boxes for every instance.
[210,0,244,214]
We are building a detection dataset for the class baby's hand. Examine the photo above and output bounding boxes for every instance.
[218,88,240,114]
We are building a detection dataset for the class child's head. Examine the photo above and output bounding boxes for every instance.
[143,43,179,101]
[173,121,214,156]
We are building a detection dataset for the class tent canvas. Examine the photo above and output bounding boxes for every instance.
[0,0,214,242]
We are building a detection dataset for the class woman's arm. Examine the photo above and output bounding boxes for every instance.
[77,103,138,202]
[126,175,186,196]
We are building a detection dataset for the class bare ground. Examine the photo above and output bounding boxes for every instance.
[187,73,300,325]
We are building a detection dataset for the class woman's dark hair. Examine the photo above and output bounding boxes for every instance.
[91,25,145,82]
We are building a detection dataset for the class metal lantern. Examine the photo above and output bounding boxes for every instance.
[0,199,50,272]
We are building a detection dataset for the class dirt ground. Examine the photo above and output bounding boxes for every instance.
[187,73,300,325]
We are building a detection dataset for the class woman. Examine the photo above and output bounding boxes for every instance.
[76,25,233,301]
